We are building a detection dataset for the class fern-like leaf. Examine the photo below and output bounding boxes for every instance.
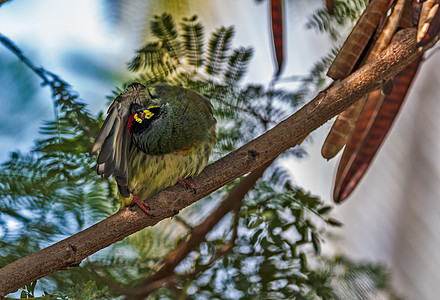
[128,42,167,72]
[150,13,183,59]
[223,47,253,85]
[205,26,234,76]
[181,15,204,67]
[307,0,367,40]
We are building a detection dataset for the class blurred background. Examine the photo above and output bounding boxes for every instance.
[1,0,440,299]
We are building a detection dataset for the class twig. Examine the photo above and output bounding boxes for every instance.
[0,28,426,296]
[173,216,193,231]
[0,33,96,139]
[0,0,11,7]
[0,33,50,85]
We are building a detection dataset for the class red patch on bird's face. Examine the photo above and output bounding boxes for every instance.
[127,113,136,137]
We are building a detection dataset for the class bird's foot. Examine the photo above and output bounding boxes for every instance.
[178,178,197,194]
[130,190,154,217]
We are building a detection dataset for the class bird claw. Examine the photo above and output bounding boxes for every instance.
[130,190,155,217]
[178,178,197,194]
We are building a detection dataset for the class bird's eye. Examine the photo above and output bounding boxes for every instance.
[134,105,160,123]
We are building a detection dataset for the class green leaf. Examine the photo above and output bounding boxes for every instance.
[249,216,263,228]
[311,231,321,254]
[317,205,332,215]
[299,251,308,270]
[327,217,343,227]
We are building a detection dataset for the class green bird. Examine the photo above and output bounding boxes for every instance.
[91,83,216,215]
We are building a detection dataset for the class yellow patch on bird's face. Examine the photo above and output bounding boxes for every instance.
[143,109,155,119]
[134,105,160,123]
[134,113,143,123]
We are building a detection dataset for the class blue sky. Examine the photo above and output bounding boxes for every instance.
[0,0,132,162]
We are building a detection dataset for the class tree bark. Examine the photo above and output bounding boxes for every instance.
[0,28,425,296]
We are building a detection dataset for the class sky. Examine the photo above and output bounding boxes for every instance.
[0,0,131,162]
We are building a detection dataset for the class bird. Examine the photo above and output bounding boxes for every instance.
[91,82,216,215]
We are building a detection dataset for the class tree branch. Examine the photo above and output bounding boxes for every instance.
[0,28,424,296]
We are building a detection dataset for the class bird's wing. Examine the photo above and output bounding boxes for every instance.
[92,96,132,198]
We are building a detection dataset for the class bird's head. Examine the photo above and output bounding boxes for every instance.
[127,104,162,137]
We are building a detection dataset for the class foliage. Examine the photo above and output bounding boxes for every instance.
[127,13,306,157]
[183,182,342,299]
[10,280,112,300]
[0,6,398,300]
[0,34,118,295]
[328,256,399,299]
[307,0,368,40]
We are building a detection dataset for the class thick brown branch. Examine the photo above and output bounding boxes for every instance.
[0,28,424,296]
